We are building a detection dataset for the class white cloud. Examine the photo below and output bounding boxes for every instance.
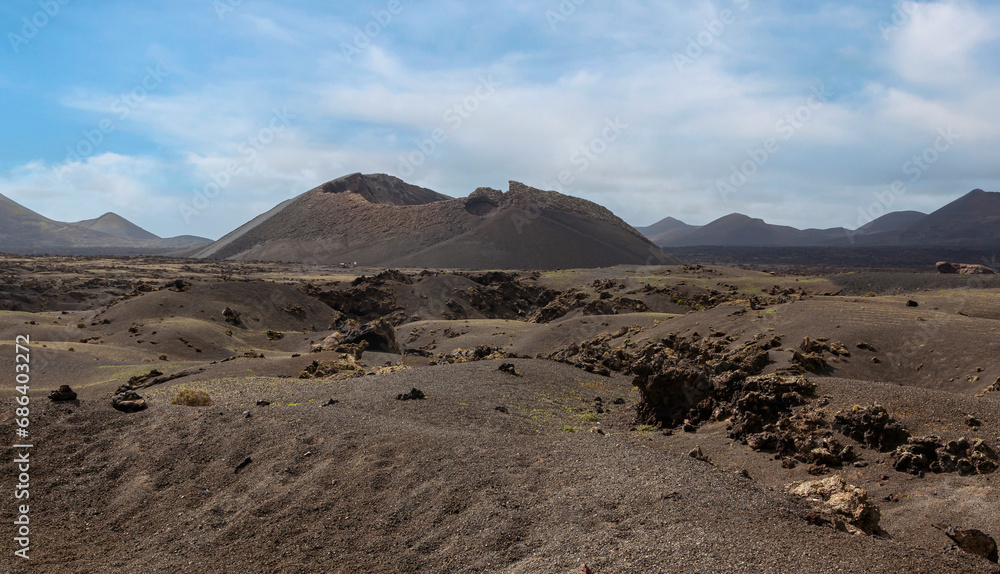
[10,0,1000,239]
[889,1,998,86]
[242,15,299,44]
[0,153,175,229]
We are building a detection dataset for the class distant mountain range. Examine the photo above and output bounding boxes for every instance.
[72,212,160,241]
[4,178,997,265]
[634,217,700,246]
[639,189,1000,247]
[0,193,212,255]
[190,172,676,269]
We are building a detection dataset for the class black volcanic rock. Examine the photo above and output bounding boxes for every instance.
[49,385,78,401]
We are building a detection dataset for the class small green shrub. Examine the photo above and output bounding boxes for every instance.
[171,389,213,407]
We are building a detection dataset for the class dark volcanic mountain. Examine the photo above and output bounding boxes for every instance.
[0,193,212,255]
[658,213,846,247]
[643,189,999,248]
[72,212,160,241]
[192,173,677,269]
[855,210,927,235]
[0,193,127,251]
[636,216,701,245]
[893,189,1000,245]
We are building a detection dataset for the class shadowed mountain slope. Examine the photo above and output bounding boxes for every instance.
[893,189,1000,246]
[856,210,927,235]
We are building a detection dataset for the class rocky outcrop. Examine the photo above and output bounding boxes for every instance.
[631,334,784,428]
[310,331,368,358]
[892,436,998,476]
[440,345,513,364]
[315,283,398,323]
[299,355,366,380]
[545,325,640,376]
[790,337,832,374]
[458,272,559,321]
[936,261,996,274]
[48,385,77,401]
[936,525,998,563]
[582,295,649,315]
[788,476,883,536]
[112,390,147,413]
[342,319,401,354]
[222,306,243,327]
[833,404,910,452]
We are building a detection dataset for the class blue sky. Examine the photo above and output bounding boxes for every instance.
[1,0,999,239]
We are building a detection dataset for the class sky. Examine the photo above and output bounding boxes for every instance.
[1,0,999,240]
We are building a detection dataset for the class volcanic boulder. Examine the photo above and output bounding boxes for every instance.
[112,390,148,413]
[787,475,883,536]
[938,526,999,563]
[48,385,78,401]
[222,307,243,327]
[396,388,426,401]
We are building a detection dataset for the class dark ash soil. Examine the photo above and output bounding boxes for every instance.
[1,256,999,573]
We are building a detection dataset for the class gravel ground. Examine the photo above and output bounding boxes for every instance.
[2,258,1000,573]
